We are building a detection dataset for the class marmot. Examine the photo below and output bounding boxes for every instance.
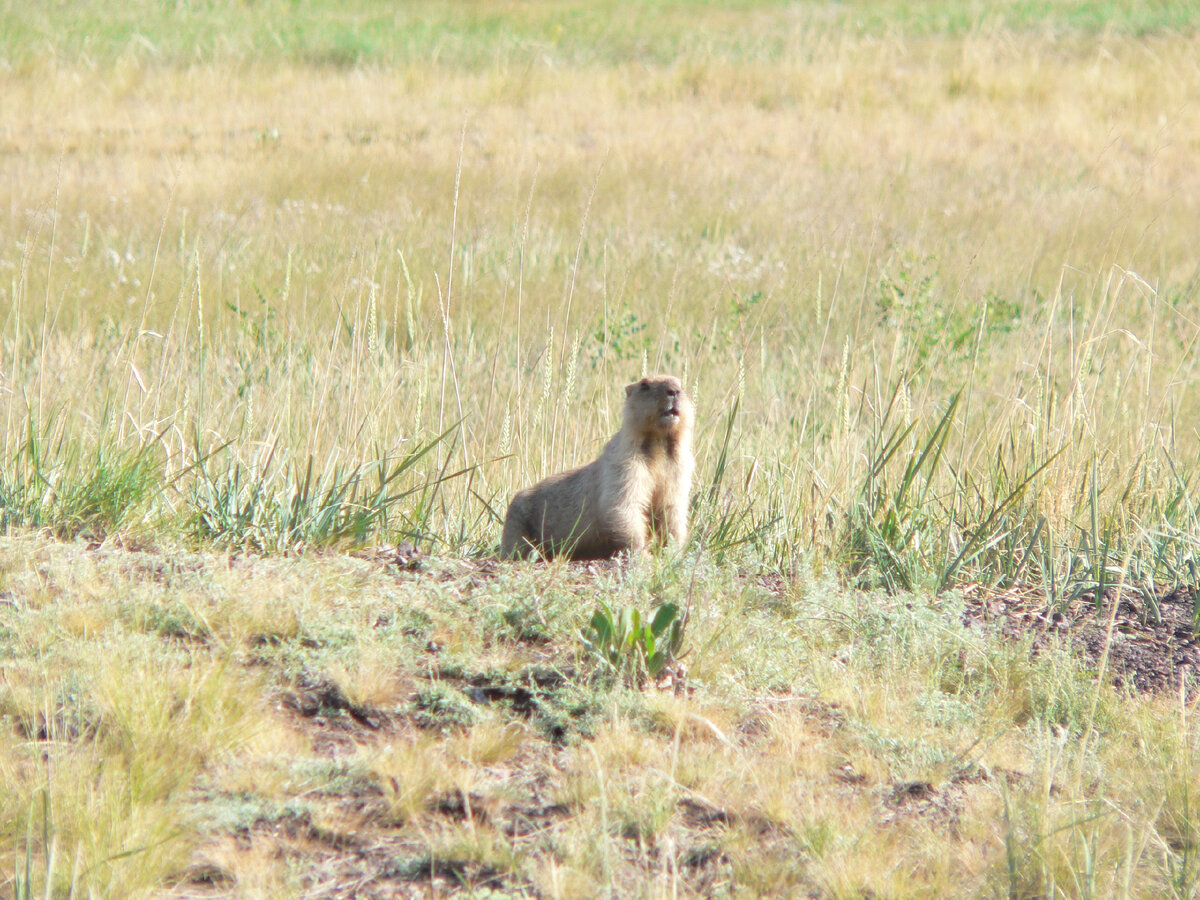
[501,374,695,560]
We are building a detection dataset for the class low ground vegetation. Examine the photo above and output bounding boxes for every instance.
[3,539,1199,897]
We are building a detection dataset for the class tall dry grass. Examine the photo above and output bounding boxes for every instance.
[2,12,1200,583]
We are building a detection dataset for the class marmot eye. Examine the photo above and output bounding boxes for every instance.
[639,382,649,391]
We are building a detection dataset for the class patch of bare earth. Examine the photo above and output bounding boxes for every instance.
[960,583,1200,698]
[177,687,778,898]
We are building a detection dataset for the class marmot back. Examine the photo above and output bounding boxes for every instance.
[500,375,695,560]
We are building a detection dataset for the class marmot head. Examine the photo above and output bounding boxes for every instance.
[624,374,693,437]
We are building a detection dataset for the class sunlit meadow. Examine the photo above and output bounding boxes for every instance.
[3,1,1200,897]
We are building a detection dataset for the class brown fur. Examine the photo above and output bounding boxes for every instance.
[501,374,695,560]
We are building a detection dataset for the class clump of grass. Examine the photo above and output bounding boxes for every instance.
[693,396,784,562]
[838,382,1064,595]
[842,387,960,592]
[186,425,462,552]
[11,792,80,900]
[0,415,162,540]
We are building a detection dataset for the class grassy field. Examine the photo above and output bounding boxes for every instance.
[3,1,1200,896]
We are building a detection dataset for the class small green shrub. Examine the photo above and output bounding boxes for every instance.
[413,683,477,731]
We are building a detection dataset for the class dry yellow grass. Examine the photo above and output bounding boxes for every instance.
[4,4,1200,897]
[5,24,1200,569]
[2,538,1195,897]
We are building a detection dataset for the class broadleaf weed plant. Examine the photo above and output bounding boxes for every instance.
[580,600,686,685]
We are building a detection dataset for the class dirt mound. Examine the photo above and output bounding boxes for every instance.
[961,583,1200,698]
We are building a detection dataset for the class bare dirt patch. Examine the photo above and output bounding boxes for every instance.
[961,583,1200,698]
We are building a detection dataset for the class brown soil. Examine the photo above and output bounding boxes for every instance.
[960,582,1200,699]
